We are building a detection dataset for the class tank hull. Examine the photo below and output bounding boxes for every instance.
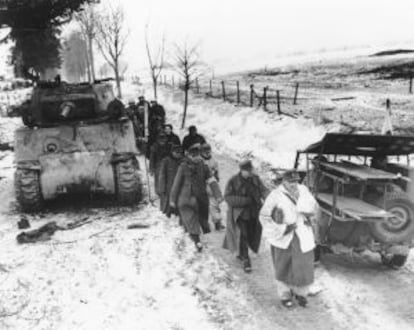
[14,120,139,201]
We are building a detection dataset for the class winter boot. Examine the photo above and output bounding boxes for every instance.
[243,258,252,273]
[190,234,203,252]
[214,221,225,231]
[295,294,308,307]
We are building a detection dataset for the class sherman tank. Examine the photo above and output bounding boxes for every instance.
[14,80,142,212]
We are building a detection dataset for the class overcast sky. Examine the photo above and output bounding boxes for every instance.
[117,0,414,74]
[2,0,414,77]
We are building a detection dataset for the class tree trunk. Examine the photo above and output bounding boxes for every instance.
[88,35,96,81]
[181,85,189,129]
[85,48,92,83]
[152,76,158,100]
[114,60,122,99]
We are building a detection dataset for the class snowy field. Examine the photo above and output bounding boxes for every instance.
[220,52,414,135]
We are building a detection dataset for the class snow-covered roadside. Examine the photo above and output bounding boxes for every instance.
[0,117,21,147]
[158,88,332,170]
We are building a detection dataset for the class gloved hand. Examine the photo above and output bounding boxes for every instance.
[284,223,297,235]
[271,207,284,224]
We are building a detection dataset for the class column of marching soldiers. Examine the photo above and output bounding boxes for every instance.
[125,96,320,309]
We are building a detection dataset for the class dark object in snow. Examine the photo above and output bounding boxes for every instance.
[17,222,62,244]
[359,60,414,80]
[370,49,414,57]
[0,143,13,151]
[127,223,151,230]
[331,97,355,102]
[17,216,30,229]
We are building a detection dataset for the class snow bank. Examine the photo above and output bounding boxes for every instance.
[0,117,21,146]
[0,87,31,146]
[0,204,256,329]
[159,90,328,169]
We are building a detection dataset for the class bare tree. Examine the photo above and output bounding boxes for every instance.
[95,3,128,98]
[173,41,204,128]
[145,25,165,100]
[75,3,98,82]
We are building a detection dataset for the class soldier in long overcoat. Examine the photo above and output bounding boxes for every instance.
[223,160,269,272]
[260,170,318,308]
[169,144,215,251]
[158,145,184,217]
[150,132,170,196]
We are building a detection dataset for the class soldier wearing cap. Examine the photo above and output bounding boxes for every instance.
[149,100,166,123]
[223,159,269,273]
[126,99,143,147]
[201,143,225,230]
[182,126,206,152]
[170,143,215,252]
[158,144,184,217]
[259,170,319,308]
[164,124,181,152]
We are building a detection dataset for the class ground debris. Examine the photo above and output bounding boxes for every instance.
[127,223,151,230]
[0,142,13,152]
[15,216,93,243]
[16,222,61,244]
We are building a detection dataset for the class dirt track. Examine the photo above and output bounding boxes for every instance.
[204,153,414,330]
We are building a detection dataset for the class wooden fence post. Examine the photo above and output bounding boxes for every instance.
[276,90,281,115]
[409,76,413,94]
[221,81,226,101]
[196,78,200,93]
[250,84,254,107]
[293,82,299,105]
[236,81,240,104]
[263,86,268,111]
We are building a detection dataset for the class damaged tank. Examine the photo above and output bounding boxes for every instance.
[15,80,143,212]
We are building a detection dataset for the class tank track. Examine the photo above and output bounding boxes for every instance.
[114,157,142,205]
[15,169,43,212]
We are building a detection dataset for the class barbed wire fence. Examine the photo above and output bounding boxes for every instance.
[158,71,414,121]
[159,75,309,116]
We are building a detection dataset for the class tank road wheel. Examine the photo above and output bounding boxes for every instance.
[114,157,142,205]
[14,169,43,212]
[369,193,414,244]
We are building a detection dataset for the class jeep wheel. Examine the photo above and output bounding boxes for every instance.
[369,193,414,244]
[114,157,142,205]
[15,169,43,212]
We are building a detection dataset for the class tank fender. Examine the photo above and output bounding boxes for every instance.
[16,161,42,171]
[111,152,138,164]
